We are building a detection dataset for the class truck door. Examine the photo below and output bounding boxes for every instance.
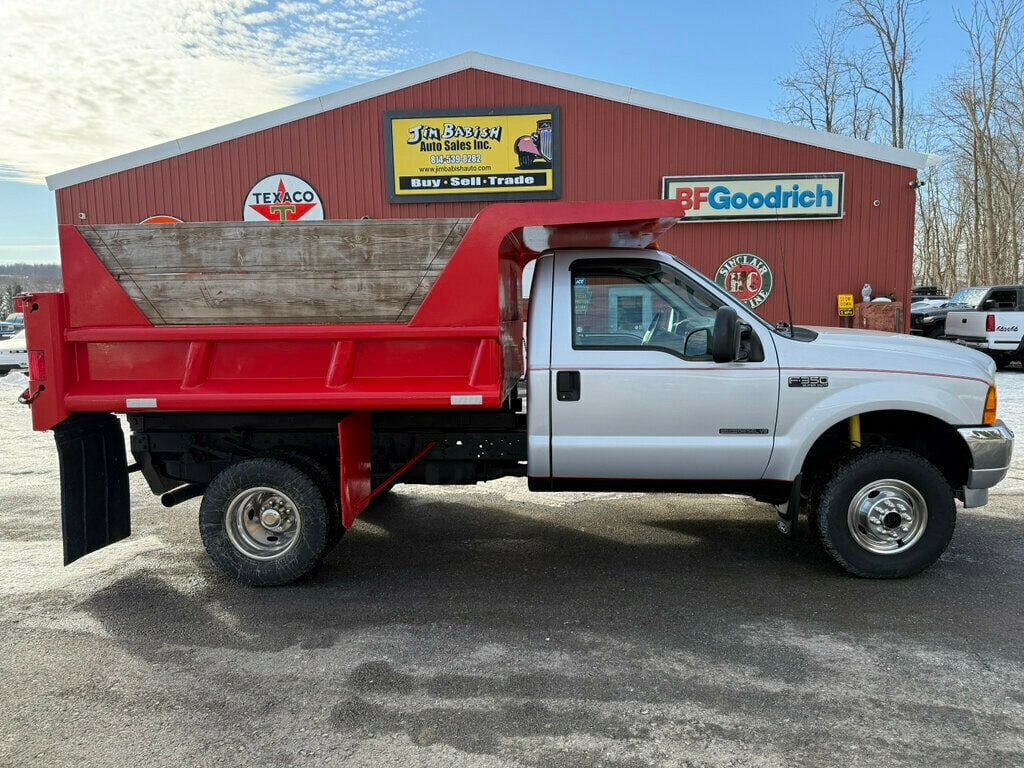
[546,252,780,481]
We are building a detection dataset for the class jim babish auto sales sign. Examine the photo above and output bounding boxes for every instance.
[385,107,562,203]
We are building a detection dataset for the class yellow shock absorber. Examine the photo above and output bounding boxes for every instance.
[849,414,862,448]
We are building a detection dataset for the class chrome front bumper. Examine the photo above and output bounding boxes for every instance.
[957,420,1014,507]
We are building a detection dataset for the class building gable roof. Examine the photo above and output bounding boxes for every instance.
[46,51,935,191]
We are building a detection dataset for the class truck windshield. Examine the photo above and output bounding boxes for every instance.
[947,288,989,307]
[663,251,779,334]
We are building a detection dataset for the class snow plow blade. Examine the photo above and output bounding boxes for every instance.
[54,413,131,565]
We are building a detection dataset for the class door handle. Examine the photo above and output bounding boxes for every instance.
[556,370,581,401]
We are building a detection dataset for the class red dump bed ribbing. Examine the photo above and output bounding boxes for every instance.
[19,200,680,431]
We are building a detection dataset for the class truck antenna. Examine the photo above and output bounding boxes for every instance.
[782,248,795,338]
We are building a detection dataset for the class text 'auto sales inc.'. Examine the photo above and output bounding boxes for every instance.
[47,53,930,327]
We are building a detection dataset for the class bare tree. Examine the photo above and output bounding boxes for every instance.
[911,0,1024,290]
[779,0,1024,291]
[777,19,850,133]
[0,284,24,318]
[776,18,881,139]
[844,0,924,148]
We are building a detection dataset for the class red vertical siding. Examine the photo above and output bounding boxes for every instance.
[55,69,917,327]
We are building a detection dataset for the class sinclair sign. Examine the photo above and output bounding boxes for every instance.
[662,173,843,221]
[716,253,774,309]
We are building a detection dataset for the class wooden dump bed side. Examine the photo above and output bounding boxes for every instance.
[21,200,681,431]
[80,219,472,325]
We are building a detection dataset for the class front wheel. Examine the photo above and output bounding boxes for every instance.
[200,458,331,586]
[813,448,956,578]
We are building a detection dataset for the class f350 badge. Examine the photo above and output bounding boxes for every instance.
[788,375,829,388]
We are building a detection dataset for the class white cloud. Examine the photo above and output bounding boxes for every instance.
[0,0,422,184]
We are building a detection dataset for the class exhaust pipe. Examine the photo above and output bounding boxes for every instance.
[161,484,206,508]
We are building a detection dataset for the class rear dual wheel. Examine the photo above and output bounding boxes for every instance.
[200,457,338,586]
[812,448,956,578]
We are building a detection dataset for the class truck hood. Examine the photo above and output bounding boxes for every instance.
[779,326,995,383]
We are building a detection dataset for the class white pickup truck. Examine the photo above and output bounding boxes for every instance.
[945,285,1024,368]
[22,206,1017,585]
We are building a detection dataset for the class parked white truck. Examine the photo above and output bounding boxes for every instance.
[944,285,1024,368]
[21,204,1015,585]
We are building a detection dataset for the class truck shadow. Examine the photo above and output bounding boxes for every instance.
[76,491,1024,765]
[81,491,1024,655]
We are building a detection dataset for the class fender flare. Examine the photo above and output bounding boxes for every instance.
[766,378,982,481]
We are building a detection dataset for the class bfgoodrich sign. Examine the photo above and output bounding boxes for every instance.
[662,173,843,221]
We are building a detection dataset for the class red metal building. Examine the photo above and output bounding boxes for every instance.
[46,52,934,327]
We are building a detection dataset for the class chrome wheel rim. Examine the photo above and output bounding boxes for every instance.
[847,479,928,555]
[224,487,301,561]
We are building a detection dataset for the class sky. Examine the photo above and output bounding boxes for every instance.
[0,0,975,265]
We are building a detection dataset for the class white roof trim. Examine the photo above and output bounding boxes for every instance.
[46,51,936,191]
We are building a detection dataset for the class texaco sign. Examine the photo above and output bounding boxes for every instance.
[244,174,324,222]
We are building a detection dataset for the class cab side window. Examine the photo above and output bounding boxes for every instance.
[571,261,719,359]
[984,289,1019,311]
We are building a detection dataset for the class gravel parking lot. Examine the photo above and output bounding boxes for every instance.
[1,371,1023,767]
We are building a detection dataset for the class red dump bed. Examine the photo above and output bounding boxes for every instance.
[20,200,680,432]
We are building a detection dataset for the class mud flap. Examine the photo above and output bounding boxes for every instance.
[775,473,802,538]
[53,413,131,565]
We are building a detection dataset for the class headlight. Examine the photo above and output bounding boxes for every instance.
[922,315,939,323]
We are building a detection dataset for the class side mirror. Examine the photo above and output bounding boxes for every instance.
[684,327,711,357]
[711,306,742,363]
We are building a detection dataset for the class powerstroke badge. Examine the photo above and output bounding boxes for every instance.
[716,253,774,309]
[244,174,324,222]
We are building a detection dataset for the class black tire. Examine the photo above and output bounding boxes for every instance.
[803,475,826,540]
[277,450,345,549]
[924,325,944,339]
[813,448,956,578]
[993,354,1012,370]
[200,458,331,586]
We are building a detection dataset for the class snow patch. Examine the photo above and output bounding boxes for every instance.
[992,370,1024,494]
[0,371,28,389]
[0,536,165,596]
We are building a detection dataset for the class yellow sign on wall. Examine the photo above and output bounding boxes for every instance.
[384,108,561,203]
[837,293,855,316]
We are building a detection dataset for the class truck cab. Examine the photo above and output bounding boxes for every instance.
[528,250,776,483]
